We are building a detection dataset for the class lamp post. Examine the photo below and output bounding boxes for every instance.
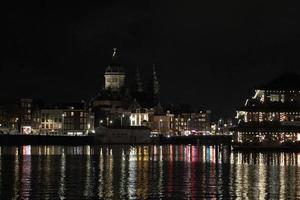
[61,114,65,135]
[121,114,125,126]
[159,119,163,134]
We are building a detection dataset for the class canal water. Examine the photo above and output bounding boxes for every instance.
[0,145,299,199]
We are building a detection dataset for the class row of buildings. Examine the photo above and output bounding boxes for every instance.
[0,98,214,136]
[0,49,216,136]
[0,99,94,135]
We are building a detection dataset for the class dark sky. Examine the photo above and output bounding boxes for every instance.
[2,1,300,118]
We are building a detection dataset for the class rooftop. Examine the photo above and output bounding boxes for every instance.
[255,73,300,90]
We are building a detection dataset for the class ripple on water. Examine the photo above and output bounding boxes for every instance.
[0,145,299,199]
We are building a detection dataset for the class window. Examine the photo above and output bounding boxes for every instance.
[270,94,279,102]
[71,112,74,117]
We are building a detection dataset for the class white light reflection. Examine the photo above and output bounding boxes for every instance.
[20,146,31,199]
[128,147,137,198]
[59,150,66,199]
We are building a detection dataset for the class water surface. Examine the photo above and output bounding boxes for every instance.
[0,145,299,199]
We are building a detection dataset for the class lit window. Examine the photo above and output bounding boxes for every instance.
[270,94,279,102]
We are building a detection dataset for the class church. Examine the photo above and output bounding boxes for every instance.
[90,48,161,127]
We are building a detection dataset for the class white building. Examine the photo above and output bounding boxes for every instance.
[130,108,150,126]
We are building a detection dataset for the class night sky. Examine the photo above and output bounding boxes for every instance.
[2,1,300,119]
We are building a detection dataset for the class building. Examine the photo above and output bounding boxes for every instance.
[233,73,300,144]
[91,48,161,128]
[0,99,94,135]
[19,98,34,134]
[40,102,94,135]
[104,48,126,92]
[40,109,64,134]
[211,118,233,135]
[149,104,174,136]
[129,100,152,127]
[63,104,94,135]
[173,110,211,135]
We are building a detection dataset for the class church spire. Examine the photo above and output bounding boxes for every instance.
[112,48,119,63]
[136,65,143,93]
[150,64,160,106]
[152,64,159,95]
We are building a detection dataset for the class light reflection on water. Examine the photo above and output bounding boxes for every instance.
[0,145,300,199]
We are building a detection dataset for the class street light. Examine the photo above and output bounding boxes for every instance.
[159,119,163,134]
[121,114,125,126]
[61,114,65,135]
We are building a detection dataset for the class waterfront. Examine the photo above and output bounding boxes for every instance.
[0,145,300,199]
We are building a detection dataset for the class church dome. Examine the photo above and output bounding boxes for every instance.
[105,64,124,73]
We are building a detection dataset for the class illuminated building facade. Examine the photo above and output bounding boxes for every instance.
[233,73,300,144]
[129,100,152,126]
[0,100,95,135]
[40,103,94,135]
[173,110,211,135]
[40,109,63,134]
[210,118,233,135]
[149,111,174,135]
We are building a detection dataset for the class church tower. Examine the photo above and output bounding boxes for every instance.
[149,64,160,106]
[104,48,126,92]
[135,65,143,93]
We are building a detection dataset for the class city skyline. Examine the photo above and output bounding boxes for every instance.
[2,1,300,119]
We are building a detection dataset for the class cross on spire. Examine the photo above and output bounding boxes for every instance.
[112,48,118,62]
